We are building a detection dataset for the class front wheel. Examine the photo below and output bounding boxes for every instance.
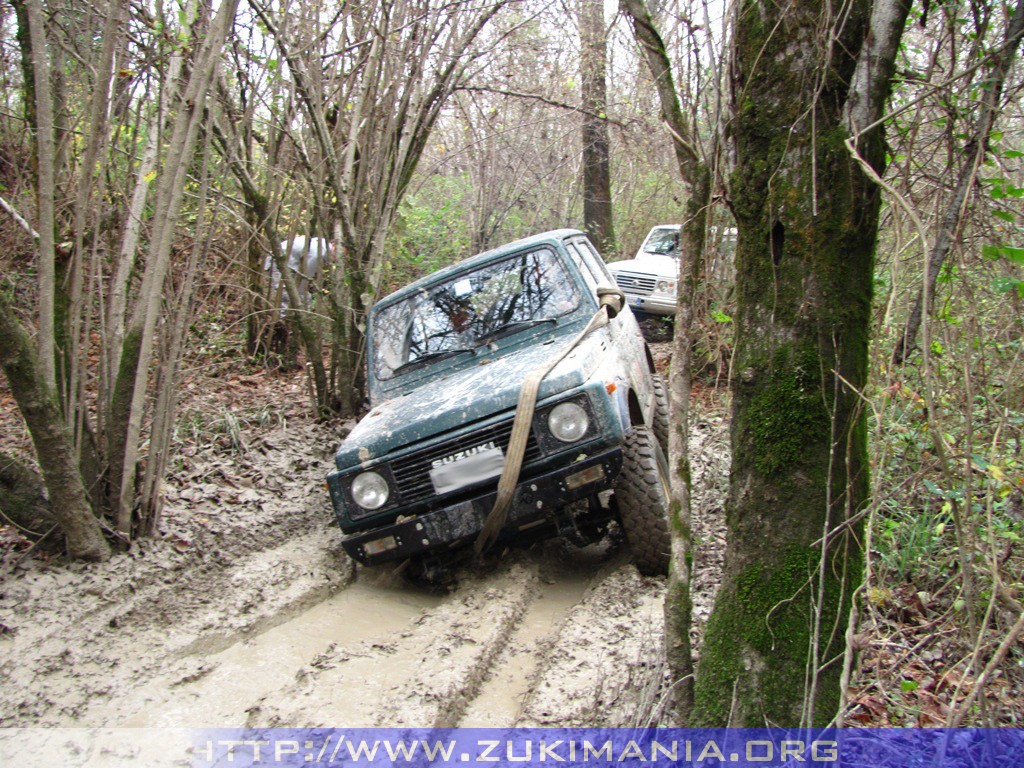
[614,425,671,576]
[651,374,670,454]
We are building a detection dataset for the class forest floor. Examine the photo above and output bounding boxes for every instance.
[0,343,732,730]
[1,341,1021,731]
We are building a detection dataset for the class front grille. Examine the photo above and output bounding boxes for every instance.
[391,420,542,505]
[614,272,657,296]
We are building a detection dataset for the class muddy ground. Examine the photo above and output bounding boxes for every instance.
[0,372,730,730]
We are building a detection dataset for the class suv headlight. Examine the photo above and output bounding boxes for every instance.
[548,401,590,443]
[656,279,677,296]
[351,471,390,510]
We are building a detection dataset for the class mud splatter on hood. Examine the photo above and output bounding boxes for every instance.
[335,328,609,469]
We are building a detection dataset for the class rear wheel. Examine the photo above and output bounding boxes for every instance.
[614,425,671,576]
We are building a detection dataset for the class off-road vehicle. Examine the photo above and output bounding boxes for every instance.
[607,225,680,317]
[326,229,671,579]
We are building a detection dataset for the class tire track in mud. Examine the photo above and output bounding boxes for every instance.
[110,578,444,727]
[77,544,667,730]
[457,553,596,727]
[246,545,663,729]
[270,547,666,729]
[0,423,351,726]
[516,565,666,728]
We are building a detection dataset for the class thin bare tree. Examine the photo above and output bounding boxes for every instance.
[239,0,509,415]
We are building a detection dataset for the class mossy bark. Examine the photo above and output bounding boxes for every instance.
[0,294,110,561]
[580,0,615,255]
[664,167,711,721]
[0,451,56,538]
[329,244,369,417]
[691,0,882,727]
[105,325,143,522]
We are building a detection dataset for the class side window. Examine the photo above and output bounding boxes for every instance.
[565,241,600,291]
[572,238,614,285]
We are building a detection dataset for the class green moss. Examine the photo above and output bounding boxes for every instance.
[746,345,830,477]
[665,569,695,720]
[676,455,692,486]
[692,544,852,727]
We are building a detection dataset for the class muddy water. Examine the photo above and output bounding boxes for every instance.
[458,569,591,726]
[112,580,442,727]
[77,539,652,730]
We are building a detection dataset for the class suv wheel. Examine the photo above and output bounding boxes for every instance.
[652,374,670,454]
[615,425,671,576]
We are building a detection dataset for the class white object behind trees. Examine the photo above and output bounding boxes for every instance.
[266,236,332,313]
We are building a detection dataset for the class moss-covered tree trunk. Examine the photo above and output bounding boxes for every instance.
[691,0,907,727]
[330,241,371,418]
[0,294,110,562]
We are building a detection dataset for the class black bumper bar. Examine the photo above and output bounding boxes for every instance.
[341,448,622,566]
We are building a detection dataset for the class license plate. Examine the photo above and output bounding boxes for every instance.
[429,445,505,494]
[630,296,643,306]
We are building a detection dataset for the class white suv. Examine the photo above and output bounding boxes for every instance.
[608,225,679,316]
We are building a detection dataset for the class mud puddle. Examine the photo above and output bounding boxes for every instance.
[458,544,617,727]
[457,573,589,726]
[104,581,444,727]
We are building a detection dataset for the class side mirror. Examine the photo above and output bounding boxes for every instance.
[597,286,625,318]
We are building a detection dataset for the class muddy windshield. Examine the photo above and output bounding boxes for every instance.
[373,247,581,380]
[641,228,679,256]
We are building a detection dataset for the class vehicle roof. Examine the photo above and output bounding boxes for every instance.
[374,228,586,309]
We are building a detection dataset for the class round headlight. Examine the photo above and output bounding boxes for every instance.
[656,280,677,295]
[351,471,390,510]
[548,401,589,443]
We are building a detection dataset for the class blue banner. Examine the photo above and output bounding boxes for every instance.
[192,728,1024,768]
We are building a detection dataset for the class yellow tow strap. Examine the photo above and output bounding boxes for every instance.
[473,287,625,557]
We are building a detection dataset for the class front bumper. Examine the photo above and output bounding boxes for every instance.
[340,447,622,566]
[624,293,676,316]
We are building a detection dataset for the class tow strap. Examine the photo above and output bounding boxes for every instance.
[473,286,626,557]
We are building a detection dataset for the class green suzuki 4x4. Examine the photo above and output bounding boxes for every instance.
[326,229,672,580]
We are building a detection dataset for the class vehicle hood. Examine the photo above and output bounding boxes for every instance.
[336,328,609,469]
[609,254,678,279]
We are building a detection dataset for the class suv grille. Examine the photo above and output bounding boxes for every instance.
[391,420,542,505]
[614,272,657,296]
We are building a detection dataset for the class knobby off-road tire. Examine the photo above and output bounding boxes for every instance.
[652,374,670,454]
[615,425,671,576]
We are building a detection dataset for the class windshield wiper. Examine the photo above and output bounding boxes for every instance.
[393,347,476,375]
[476,318,557,345]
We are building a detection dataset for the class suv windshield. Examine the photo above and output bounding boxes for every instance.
[641,228,679,257]
[373,247,581,380]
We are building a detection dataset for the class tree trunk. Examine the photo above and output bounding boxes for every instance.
[621,0,715,721]
[580,0,615,254]
[691,0,906,727]
[0,294,110,562]
[23,0,58,392]
[0,451,56,539]
[110,0,239,535]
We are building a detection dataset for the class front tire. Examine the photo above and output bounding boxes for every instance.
[614,425,671,576]
[652,374,670,454]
